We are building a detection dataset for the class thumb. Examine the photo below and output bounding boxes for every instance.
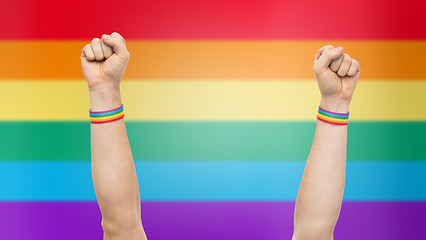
[314,46,344,75]
[101,32,130,62]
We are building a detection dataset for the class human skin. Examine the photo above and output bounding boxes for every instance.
[81,34,360,239]
[292,46,361,240]
[81,32,148,240]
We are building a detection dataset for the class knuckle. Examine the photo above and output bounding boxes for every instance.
[313,64,321,73]
[323,49,334,58]
[123,51,130,60]
[91,38,100,44]
[83,46,91,53]
[83,44,91,52]
[343,54,351,62]
[95,52,104,60]
[111,32,122,39]
[85,51,94,60]
[110,32,118,38]
[111,32,126,43]
[322,49,331,56]
[329,64,338,72]
[353,60,361,72]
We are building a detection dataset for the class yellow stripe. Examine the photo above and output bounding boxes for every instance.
[1,80,425,121]
[91,113,125,122]
[317,114,349,123]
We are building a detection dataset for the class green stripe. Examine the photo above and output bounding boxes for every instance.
[1,121,425,161]
[318,112,349,120]
[90,109,123,118]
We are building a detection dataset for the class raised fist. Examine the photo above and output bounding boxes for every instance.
[81,32,130,92]
[313,45,360,112]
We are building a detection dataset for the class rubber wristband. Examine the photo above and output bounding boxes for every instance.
[89,104,124,124]
[317,107,349,125]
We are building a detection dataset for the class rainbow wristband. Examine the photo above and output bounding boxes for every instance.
[89,105,125,124]
[317,107,349,126]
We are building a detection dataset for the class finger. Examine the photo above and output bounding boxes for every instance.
[101,36,113,58]
[314,45,333,64]
[101,32,130,61]
[337,54,352,77]
[329,54,344,72]
[314,46,344,73]
[82,44,95,61]
[80,45,86,57]
[346,69,360,86]
[347,59,360,77]
[91,38,104,61]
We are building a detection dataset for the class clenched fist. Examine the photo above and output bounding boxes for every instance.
[313,45,360,112]
[81,32,130,111]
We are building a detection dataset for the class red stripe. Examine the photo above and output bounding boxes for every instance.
[317,116,348,126]
[2,0,426,40]
[90,115,125,124]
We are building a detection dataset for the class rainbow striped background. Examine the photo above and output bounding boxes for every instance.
[1,0,426,239]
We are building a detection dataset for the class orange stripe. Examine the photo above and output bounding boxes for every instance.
[2,41,425,80]
[317,114,348,123]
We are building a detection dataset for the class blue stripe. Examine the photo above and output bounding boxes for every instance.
[0,161,424,201]
[318,108,349,118]
[89,106,124,117]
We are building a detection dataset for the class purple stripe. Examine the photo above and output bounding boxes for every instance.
[0,201,424,240]
[319,107,350,116]
[89,104,123,114]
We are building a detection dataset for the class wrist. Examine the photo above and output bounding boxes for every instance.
[320,97,350,113]
[89,87,122,111]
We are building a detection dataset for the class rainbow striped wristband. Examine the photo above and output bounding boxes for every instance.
[89,104,125,124]
[317,107,349,126]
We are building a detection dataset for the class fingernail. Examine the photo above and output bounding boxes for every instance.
[335,46,343,52]
[102,34,110,39]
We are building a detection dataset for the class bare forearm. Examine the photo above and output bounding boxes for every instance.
[90,89,143,235]
[293,44,360,240]
[293,117,347,239]
[82,33,146,239]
